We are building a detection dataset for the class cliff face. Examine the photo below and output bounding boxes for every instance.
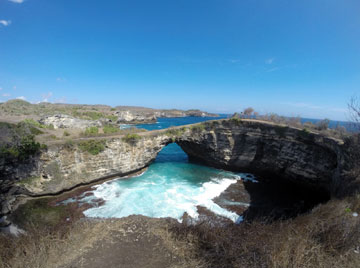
[0,119,351,216]
[17,135,171,196]
[177,120,348,192]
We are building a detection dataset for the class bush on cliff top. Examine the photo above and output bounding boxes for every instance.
[83,126,99,137]
[78,139,106,155]
[0,135,43,161]
[122,133,141,144]
[103,125,121,134]
[165,127,186,137]
[0,122,46,162]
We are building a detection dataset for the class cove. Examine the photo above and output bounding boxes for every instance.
[73,143,251,223]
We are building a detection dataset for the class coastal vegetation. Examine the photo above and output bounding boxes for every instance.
[164,127,187,138]
[78,139,106,155]
[122,133,142,144]
[0,122,46,162]
[83,126,99,136]
[190,123,206,132]
[103,125,121,134]
[231,107,352,140]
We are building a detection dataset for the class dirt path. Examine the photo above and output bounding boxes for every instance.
[60,216,202,268]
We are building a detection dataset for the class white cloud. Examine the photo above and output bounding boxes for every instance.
[8,0,25,3]
[0,20,11,27]
[16,96,26,100]
[265,58,275,64]
[2,93,11,97]
[0,87,2,91]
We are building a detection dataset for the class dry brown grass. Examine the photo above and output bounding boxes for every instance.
[170,197,360,268]
[0,220,110,268]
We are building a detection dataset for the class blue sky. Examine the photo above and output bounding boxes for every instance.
[0,0,359,120]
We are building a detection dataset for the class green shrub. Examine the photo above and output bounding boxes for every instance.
[21,119,45,135]
[63,130,70,137]
[103,125,120,134]
[40,144,48,150]
[78,139,106,155]
[29,126,44,135]
[23,119,44,128]
[106,115,118,122]
[165,127,186,137]
[49,134,57,140]
[64,139,75,149]
[83,126,99,136]
[0,135,42,161]
[190,123,206,132]
[122,133,141,144]
[81,111,104,120]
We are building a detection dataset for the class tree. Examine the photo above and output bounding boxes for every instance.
[348,96,360,130]
[243,107,254,118]
[316,119,330,131]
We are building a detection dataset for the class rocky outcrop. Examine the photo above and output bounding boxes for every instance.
[0,119,352,216]
[39,114,102,130]
[115,111,157,124]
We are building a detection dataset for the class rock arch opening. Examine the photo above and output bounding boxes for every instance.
[154,142,188,163]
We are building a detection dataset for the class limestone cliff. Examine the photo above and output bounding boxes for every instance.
[0,119,352,216]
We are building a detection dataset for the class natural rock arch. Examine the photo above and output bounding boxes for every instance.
[1,119,351,216]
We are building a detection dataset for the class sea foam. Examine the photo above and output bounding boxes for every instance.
[81,162,243,222]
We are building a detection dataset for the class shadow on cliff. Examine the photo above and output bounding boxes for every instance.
[241,176,331,222]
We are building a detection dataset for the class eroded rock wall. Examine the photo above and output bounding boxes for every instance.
[177,120,348,192]
[23,135,171,196]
